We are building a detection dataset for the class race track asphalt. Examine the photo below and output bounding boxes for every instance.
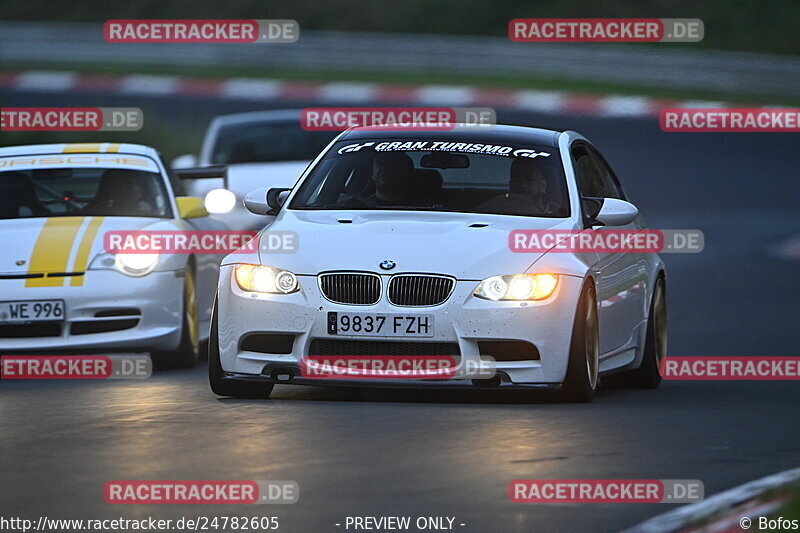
[1,90,799,532]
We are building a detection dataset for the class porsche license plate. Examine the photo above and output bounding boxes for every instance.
[0,299,65,323]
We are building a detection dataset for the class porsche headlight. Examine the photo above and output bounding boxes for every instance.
[234,264,299,294]
[474,274,558,301]
[89,253,159,277]
[115,253,159,277]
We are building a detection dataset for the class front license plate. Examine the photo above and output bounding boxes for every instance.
[0,299,65,323]
[327,312,434,337]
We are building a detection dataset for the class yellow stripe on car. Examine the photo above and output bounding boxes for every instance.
[62,143,124,154]
[62,144,103,153]
[25,217,85,287]
[70,217,104,287]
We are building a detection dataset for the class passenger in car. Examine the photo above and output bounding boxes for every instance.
[476,158,558,216]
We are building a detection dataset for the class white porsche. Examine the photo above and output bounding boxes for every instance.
[0,143,226,367]
[210,125,667,402]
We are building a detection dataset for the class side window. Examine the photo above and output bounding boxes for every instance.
[571,144,605,197]
[587,147,624,200]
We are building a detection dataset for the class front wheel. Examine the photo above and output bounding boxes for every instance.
[561,284,599,403]
[152,267,199,369]
[208,299,274,399]
[606,277,667,389]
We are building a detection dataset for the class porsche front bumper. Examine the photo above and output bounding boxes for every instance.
[0,269,184,354]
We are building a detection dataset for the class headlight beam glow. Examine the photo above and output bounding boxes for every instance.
[474,273,558,301]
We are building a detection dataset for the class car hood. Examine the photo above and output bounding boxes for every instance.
[253,210,578,280]
[0,216,179,275]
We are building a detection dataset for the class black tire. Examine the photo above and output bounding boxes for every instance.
[606,277,667,389]
[561,284,599,403]
[152,267,200,369]
[208,298,274,399]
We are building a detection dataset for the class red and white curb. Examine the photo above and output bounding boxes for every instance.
[623,467,800,533]
[0,69,746,119]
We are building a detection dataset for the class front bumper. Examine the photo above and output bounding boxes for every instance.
[0,269,184,354]
[217,265,585,385]
[220,370,562,390]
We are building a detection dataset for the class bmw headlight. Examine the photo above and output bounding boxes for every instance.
[474,274,558,301]
[89,253,159,277]
[234,264,299,294]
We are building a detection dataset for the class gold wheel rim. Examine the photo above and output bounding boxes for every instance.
[585,290,599,390]
[185,268,199,351]
[653,282,667,368]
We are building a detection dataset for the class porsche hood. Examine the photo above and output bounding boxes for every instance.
[0,216,177,281]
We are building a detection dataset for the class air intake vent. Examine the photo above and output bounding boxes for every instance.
[0,323,61,338]
[319,272,381,305]
[310,339,460,357]
[388,275,455,307]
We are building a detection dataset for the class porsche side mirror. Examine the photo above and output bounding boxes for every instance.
[176,196,208,219]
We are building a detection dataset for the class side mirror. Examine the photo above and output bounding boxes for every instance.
[176,196,208,219]
[593,198,639,226]
[243,187,270,215]
[266,188,291,215]
[172,154,197,169]
[244,187,291,215]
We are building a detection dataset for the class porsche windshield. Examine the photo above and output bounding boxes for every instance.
[0,166,172,219]
[289,139,570,217]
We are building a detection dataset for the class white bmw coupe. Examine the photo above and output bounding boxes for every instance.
[209,125,667,402]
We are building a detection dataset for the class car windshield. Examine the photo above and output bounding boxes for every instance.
[289,138,570,217]
[210,120,339,164]
[0,166,172,219]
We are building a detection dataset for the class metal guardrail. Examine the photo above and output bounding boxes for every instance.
[1,22,799,98]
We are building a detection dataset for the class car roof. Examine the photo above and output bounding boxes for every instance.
[339,124,563,147]
[0,143,158,158]
[210,109,302,127]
